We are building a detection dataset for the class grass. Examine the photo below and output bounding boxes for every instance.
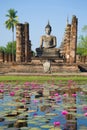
[0,75,87,84]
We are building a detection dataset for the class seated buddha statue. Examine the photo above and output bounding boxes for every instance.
[40,22,57,49]
[36,22,60,57]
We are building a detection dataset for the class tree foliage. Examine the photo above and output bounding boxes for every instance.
[5,9,18,31]
[6,41,16,54]
[77,26,87,56]
[5,9,18,60]
[82,25,87,33]
[0,41,16,54]
[0,46,6,53]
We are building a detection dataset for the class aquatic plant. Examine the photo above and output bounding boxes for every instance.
[0,81,86,129]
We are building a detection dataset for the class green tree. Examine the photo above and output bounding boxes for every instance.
[0,41,16,54]
[77,35,87,56]
[6,41,16,55]
[0,46,6,53]
[5,9,18,61]
[77,25,87,56]
[82,25,87,33]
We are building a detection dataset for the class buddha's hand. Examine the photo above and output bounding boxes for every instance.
[40,46,42,49]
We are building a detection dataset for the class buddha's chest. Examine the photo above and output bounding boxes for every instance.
[42,36,53,43]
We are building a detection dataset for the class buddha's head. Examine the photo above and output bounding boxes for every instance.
[45,21,52,35]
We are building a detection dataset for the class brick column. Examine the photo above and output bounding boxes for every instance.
[60,24,71,63]
[4,53,8,63]
[65,24,71,63]
[21,25,25,62]
[70,15,78,63]
[16,23,31,63]
[16,24,23,62]
[8,53,12,62]
[24,23,31,62]
[0,52,4,62]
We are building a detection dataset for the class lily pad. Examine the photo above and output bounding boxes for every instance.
[20,127,29,130]
[41,124,53,128]
[28,110,36,113]
[45,113,58,116]
[5,117,17,122]
[27,120,37,124]
[50,128,61,130]
[29,128,41,130]
[0,126,8,129]
[79,126,87,130]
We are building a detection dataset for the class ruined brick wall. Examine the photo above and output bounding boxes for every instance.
[70,15,78,63]
[62,24,71,63]
[16,24,23,62]
[0,22,32,63]
[24,23,31,62]
[61,15,78,63]
[0,52,4,62]
[16,23,31,62]
[0,52,16,63]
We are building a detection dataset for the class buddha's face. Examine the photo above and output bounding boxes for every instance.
[45,27,51,35]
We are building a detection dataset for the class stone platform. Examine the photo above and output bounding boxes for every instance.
[36,48,61,57]
[0,61,79,74]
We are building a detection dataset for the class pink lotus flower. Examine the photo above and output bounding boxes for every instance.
[10,91,15,96]
[80,92,84,95]
[54,93,59,96]
[0,83,4,88]
[72,93,77,97]
[24,82,30,87]
[33,113,38,117]
[83,106,87,111]
[84,113,87,116]
[63,94,68,97]
[62,110,68,115]
[21,99,26,103]
[53,121,60,127]
[23,91,29,97]
[50,96,54,99]
[0,89,4,93]
[15,87,19,90]
[56,97,61,102]
[33,99,38,104]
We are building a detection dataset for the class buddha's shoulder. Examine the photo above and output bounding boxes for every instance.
[41,35,46,38]
[50,35,56,38]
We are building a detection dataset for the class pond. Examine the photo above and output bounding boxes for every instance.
[0,81,87,130]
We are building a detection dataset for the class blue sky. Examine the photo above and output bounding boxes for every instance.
[0,0,87,51]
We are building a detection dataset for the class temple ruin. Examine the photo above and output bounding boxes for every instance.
[16,22,32,62]
[0,15,87,73]
[0,15,78,64]
[60,15,78,63]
